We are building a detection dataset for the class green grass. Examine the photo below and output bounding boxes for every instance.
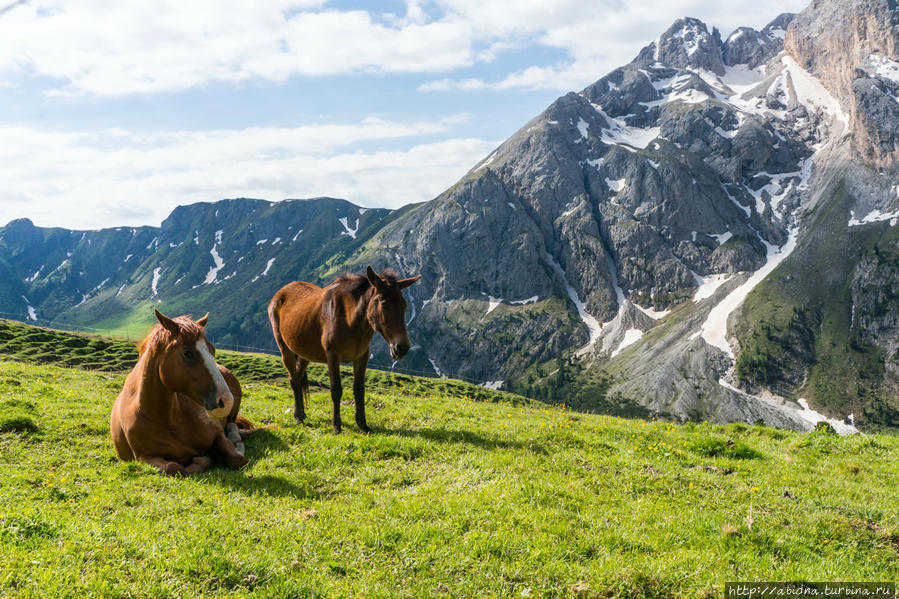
[0,318,524,406]
[0,324,898,596]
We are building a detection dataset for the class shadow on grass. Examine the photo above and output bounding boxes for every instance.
[244,429,290,453]
[199,430,319,499]
[204,470,321,500]
[378,425,549,454]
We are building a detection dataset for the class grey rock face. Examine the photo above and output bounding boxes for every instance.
[723,14,796,68]
[785,0,899,165]
[637,17,727,75]
[851,248,899,383]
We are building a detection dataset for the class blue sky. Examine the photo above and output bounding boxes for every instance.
[0,0,807,229]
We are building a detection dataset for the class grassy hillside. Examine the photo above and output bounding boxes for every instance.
[0,322,898,597]
[0,318,523,405]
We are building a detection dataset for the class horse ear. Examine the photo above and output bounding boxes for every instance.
[154,309,180,334]
[196,313,209,328]
[366,265,385,291]
[397,274,422,290]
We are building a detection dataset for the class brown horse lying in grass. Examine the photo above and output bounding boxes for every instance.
[268,266,420,433]
[110,310,253,475]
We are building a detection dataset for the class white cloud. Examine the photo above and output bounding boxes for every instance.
[0,0,812,96]
[0,119,497,229]
[0,1,474,96]
[418,0,810,92]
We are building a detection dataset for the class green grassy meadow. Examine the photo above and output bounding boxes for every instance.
[0,320,897,597]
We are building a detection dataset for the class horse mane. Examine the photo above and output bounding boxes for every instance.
[330,269,399,298]
[137,315,205,357]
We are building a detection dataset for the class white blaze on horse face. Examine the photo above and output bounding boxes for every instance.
[197,340,233,419]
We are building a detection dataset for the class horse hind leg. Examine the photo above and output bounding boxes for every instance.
[277,348,306,424]
[185,455,212,475]
[138,455,189,476]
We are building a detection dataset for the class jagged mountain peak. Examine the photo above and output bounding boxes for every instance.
[634,17,726,75]
[723,13,796,68]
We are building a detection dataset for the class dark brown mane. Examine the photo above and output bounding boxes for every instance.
[330,269,400,298]
[137,315,204,356]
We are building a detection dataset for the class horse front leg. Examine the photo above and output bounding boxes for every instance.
[327,353,343,434]
[353,353,370,433]
[211,430,247,469]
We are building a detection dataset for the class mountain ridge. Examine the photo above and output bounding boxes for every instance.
[2,0,898,430]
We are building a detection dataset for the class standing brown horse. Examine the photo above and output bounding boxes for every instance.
[110,310,250,475]
[268,266,420,433]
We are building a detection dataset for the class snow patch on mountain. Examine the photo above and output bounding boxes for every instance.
[429,358,448,379]
[339,217,358,239]
[250,258,277,283]
[576,118,590,139]
[606,178,626,193]
[795,398,858,434]
[22,296,36,321]
[201,230,225,285]
[590,103,660,149]
[611,328,644,357]
[545,252,603,355]
[709,232,733,245]
[692,272,732,302]
[868,53,899,84]
[698,230,799,357]
[781,56,849,127]
[151,267,162,297]
[848,208,899,227]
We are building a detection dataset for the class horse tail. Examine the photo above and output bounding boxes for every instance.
[268,292,285,345]
[234,416,276,438]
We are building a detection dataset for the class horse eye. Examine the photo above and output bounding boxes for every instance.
[182,349,195,361]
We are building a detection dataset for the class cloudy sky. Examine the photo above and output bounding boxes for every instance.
[0,0,808,229]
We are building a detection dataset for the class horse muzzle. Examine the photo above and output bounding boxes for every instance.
[204,390,234,420]
[389,341,411,360]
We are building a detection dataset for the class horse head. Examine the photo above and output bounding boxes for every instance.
[365,266,421,360]
[152,309,234,419]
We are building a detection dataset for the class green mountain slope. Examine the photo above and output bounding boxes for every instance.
[734,182,899,430]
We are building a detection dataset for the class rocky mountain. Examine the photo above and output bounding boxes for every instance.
[2,0,897,430]
[0,198,393,355]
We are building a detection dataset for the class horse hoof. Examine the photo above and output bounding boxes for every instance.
[164,462,186,476]
[358,424,371,434]
[192,456,213,469]
[332,427,342,435]
[293,413,306,424]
